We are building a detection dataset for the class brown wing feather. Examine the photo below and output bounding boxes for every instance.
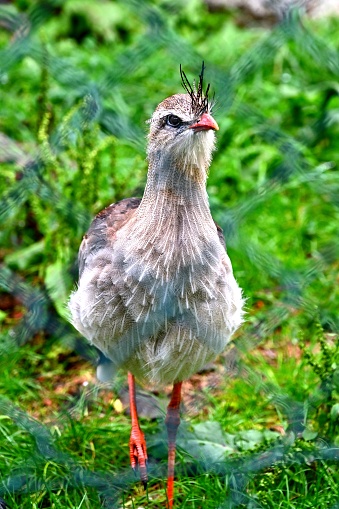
[78,197,141,278]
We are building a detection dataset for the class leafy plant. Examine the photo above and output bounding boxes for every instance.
[300,322,339,442]
[0,0,339,507]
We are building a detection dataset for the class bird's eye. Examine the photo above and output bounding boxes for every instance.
[166,115,182,128]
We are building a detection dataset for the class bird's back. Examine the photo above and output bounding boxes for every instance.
[77,197,141,279]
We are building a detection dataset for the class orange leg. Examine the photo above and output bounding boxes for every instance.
[165,381,183,509]
[128,372,148,487]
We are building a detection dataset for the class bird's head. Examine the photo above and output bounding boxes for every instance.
[147,64,219,173]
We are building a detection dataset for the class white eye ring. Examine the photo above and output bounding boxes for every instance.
[166,115,182,128]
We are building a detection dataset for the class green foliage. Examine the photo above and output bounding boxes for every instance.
[300,322,339,442]
[0,0,339,507]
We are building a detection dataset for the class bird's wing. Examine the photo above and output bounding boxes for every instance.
[78,197,142,278]
[215,222,226,250]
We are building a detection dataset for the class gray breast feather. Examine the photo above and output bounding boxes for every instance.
[70,197,241,385]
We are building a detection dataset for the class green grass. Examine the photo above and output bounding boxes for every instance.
[1,0,339,507]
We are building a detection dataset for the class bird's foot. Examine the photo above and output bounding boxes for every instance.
[129,425,148,487]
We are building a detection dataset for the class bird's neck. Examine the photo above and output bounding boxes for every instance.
[118,152,221,276]
[139,151,211,217]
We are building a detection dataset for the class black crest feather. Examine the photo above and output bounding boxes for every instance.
[180,62,212,115]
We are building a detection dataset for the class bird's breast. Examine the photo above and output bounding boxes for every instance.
[110,224,237,334]
[70,213,244,384]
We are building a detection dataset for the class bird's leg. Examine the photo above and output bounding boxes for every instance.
[128,372,148,487]
[165,381,183,509]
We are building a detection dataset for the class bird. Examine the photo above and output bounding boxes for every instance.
[69,63,244,508]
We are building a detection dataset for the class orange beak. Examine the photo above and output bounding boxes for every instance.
[189,112,219,132]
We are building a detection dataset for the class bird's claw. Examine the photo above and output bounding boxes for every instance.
[129,426,148,486]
